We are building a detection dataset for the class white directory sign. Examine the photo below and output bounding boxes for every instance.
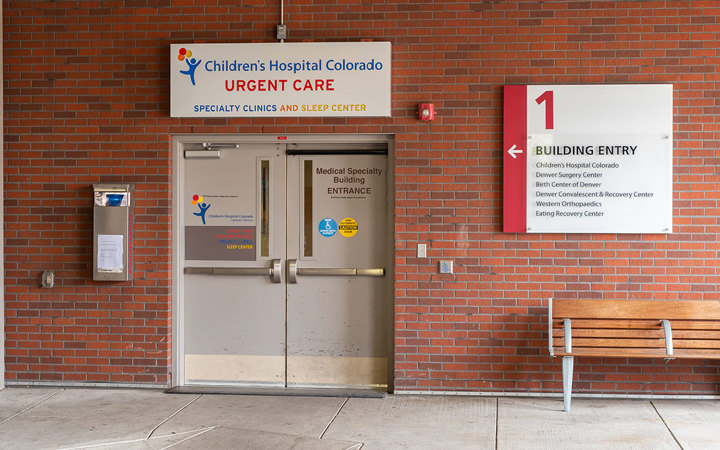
[170,42,391,117]
[504,84,673,233]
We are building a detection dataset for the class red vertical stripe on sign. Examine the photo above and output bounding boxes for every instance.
[503,85,527,233]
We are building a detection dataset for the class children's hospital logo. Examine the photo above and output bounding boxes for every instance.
[177,47,201,86]
[191,194,211,224]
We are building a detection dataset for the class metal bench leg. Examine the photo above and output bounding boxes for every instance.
[562,356,574,412]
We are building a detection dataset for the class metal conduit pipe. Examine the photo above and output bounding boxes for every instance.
[277,0,287,42]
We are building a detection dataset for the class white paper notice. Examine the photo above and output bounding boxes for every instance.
[97,234,124,271]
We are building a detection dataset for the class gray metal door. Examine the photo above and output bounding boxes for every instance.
[181,143,389,388]
[182,143,286,385]
[286,152,389,388]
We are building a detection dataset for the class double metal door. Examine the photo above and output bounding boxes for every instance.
[181,142,389,388]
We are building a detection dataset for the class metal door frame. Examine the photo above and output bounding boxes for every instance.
[0,3,4,390]
[172,134,395,389]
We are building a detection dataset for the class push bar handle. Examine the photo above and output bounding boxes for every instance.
[184,259,282,283]
[287,259,384,283]
[298,268,385,277]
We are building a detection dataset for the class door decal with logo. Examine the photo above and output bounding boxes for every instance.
[185,226,256,261]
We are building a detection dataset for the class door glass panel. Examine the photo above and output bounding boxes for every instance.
[303,159,313,257]
[260,160,270,257]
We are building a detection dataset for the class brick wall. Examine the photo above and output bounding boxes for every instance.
[4,1,719,394]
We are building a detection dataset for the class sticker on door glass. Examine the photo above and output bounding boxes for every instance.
[338,217,358,237]
[318,218,338,237]
[185,226,256,261]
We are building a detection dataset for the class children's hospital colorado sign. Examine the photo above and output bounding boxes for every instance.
[170,42,391,117]
[504,84,673,234]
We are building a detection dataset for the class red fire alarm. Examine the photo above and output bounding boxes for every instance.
[418,103,435,121]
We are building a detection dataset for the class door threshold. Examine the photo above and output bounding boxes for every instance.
[166,385,387,398]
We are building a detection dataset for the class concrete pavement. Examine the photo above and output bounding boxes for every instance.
[0,387,717,449]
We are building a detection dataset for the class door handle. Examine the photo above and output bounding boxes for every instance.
[356,268,386,277]
[298,268,385,277]
[184,258,282,283]
[288,259,298,284]
[299,268,357,276]
[287,259,385,283]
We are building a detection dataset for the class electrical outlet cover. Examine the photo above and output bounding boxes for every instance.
[439,260,453,274]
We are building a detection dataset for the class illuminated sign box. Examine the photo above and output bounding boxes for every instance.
[170,42,391,117]
[503,84,673,234]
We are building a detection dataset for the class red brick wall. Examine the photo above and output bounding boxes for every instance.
[4,1,719,394]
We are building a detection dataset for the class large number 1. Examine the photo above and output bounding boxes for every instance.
[535,90,554,130]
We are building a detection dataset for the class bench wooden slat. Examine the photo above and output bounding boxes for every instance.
[552,319,720,330]
[554,328,720,341]
[553,338,664,348]
[553,348,720,359]
[554,329,664,339]
[553,337,720,350]
[672,330,720,339]
[553,348,670,358]
[552,319,664,329]
[553,299,720,320]
[673,339,720,349]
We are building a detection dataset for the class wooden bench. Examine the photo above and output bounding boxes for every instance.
[548,298,720,411]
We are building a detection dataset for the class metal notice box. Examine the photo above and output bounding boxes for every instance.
[93,184,134,281]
